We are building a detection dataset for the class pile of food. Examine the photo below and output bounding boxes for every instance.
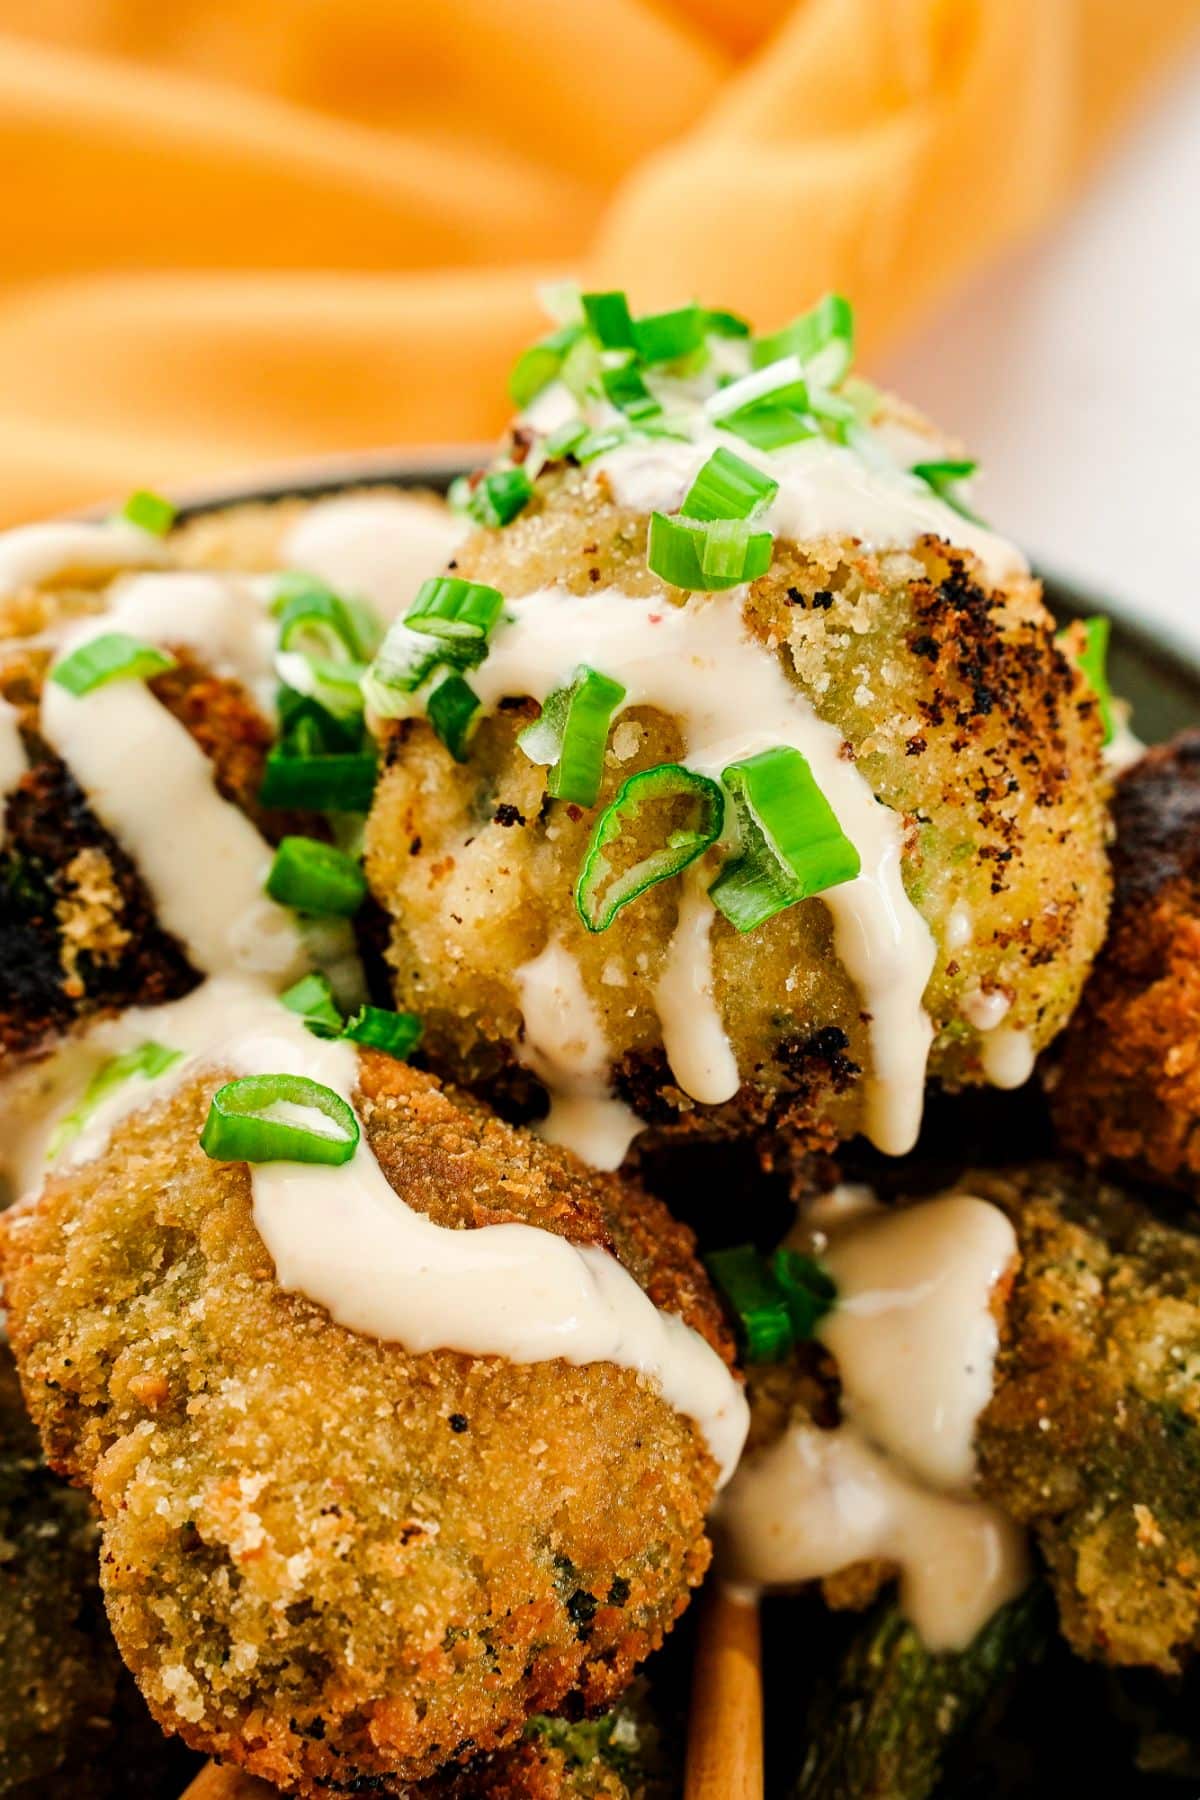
[0,287,1196,1798]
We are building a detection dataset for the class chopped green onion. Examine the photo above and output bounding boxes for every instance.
[601,361,661,421]
[771,1247,837,1339]
[709,747,861,933]
[120,489,176,536]
[280,971,345,1039]
[47,1041,181,1159]
[518,666,627,806]
[575,763,724,933]
[647,513,772,591]
[708,357,809,423]
[260,746,378,813]
[275,650,367,722]
[1062,614,1114,746]
[682,447,778,522]
[703,307,751,338]
[559,332,603,402]
[273,573,382,662]
[265,836,366,917]
[342,1005,423,1059]
[704,1245,794,1363]
[277,688,361,755]
[541,419,589,461]
[633,305,706,364]
[719,403,817,453]
[911,459,983,523]
[581,290,636,350]
[51,632,177,697]
[466,466,534,528]
[361,620,463,717]
[200,1073,359,1166]
[427,671,479,761]
[509,322,583,408]
[751,293,855,387]
[405,576,504,648]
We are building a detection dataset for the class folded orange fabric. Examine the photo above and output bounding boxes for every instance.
[0,0,1194,518]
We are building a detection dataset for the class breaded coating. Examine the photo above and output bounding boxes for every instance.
[0,1055,733,1793]
[0,1338,195,1796]
[195,1674,675,1798]
[974,1165,1200,1672]
[0,637,314,1067]
[365,459,1109,1149]
[1050,731,1200,1193]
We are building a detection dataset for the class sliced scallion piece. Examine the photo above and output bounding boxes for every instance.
[427,671,479,761]
[704,307,751,338]
[265,836,366,917]
[361,621,458,717]
[51,632,177,697]
[280,971,345,1039]
[260,746,378,813]
[273,573,382,662]
[509,322,584,408]
[751,293,854,387]
[200,1073,359,1166]
[275,649,367,721]
[1063,614,1114,746]
[581,290,636,350]
[704,1245,794,1364]
[541,419,589,461]
[911,459,983,523]
[682,446,778,522]
[404,576,504,649]
[575,763,724,933]
[771,1247,837,1339]
[633,304,706,364]
[719,403,817,452]
[342,1004,423,1059]
[120,489,176,536]
[707,356,809,423]
[601,360,661,421]
[518,665,627,806]
[647,513,772,591]
[467,466,534,528]
[47,1041,182,1160]
[709,747,861,933]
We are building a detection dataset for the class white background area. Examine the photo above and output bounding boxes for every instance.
[882,53,1200,660]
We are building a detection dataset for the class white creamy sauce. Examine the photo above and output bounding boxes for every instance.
[945,902,973,953]
[717,1192,1028,1648]
[0,697,25,845]
[1104,707,1146,775]
[653,864,740,1106]
[105,571,279,711]
[594,426,1025,590]
[476,584,936,1156]
[0,518,166,600]
[818,1195,1017,1493]
[281,494,468,620]
[962,985,1012,1033]
[4,973,748,1482]
[513,939,641,1171]
[715,1418,1027,1650]
[40,619,304,983]
[981,1025,1036,1089]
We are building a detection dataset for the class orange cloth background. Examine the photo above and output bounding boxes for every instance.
[0,0,1196,519]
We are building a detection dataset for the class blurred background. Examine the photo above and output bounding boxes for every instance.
[0,1,1196,641]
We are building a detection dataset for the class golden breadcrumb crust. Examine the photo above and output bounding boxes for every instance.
[1050,732,1200,1194]
[0,1054,732,1793]
[363,462,1110,1150]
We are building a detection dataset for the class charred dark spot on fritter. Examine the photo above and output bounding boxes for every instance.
[774,1026,861,1097]
[492,803,526,828]
[0,756,198,1059]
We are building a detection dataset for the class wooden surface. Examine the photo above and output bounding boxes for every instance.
[683,1583,764,1800]
[180,1764,274,1799]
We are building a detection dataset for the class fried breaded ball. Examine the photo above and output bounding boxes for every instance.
[0,1053,734,1793]
[0,637,315,1069]
[365,457,1109,1150]
[195,1673,675,1799]
[973,1164,1200,1673]
[1049,732,1200,1194]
